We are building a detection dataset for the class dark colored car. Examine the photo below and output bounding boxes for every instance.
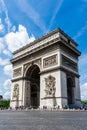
[68,104,84,109]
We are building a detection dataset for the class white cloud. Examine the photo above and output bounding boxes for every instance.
[4,79,11,90]
[0,0,11,32]
[0,1,35,53]
[80,82,87,100]
[4,24,35,52]
[0,38,11,56]
[3,49,11,56]
[0,57,9,66]
[4,64,12,76]
[74,21,87,40]
[3,90,11,99]
[0,24,34,54]
[11,25,16,32]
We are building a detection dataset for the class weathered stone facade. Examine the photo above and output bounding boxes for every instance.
[10,28,81,109]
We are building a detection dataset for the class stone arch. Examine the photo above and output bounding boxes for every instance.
[25,64,40,108]
[67,77,75,105]
[26,64,40,78]
[24,62,41,77]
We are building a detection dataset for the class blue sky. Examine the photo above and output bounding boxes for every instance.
[0,0,87,100]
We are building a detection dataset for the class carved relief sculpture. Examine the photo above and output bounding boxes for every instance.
[13,84,19,99]
[13,67,22,77]
[45,75,56,97]
[43,54,57,68]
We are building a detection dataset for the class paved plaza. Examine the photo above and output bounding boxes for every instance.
[0,110,87,130]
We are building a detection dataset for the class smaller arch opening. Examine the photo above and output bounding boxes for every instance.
[67,77,75,105]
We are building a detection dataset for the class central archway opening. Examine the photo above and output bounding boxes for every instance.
[26,65,40,108]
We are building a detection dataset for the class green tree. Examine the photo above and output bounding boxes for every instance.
[81,101,87,105]
[0,100,10,108]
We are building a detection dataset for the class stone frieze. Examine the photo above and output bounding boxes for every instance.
[43,54,57,68]
[13,67,22,77]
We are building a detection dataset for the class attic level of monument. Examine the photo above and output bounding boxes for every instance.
[10,28,81,109]
[11,28,81,63]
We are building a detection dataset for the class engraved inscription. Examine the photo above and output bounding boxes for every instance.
[45,75,56,97]
[13,67,22,77]
[43,54,57,68]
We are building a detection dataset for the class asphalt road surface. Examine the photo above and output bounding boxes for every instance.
[0,110,87,130]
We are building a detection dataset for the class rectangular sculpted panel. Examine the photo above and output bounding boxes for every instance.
[43,54,58,68]
[13,67,22,77]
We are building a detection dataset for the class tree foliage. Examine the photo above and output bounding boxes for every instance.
[81,101,87,105]
[0,100,10,108]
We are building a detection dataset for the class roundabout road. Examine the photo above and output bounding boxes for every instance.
[0,110,87,130]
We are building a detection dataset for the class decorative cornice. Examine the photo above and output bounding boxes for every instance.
[10,100,22,102]
[41,97,68,100]
[13,28,78,55]
[59,37,81,56]
[11,38,81,63]
[11,76,40,82]
[11,77,27,82]
[40,66,80,77]
[11,38,59,63]
[11,28,81,63]
[41,97,81,102]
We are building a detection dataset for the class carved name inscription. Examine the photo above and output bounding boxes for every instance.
[13,67,22,77]
[43,54,57,68]
[45,75,56,97]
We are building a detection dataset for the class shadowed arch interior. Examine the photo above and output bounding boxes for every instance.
[26,65,40,108]
[67,77,75,105]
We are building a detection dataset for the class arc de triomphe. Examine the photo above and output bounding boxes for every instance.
[10,28,81,109]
